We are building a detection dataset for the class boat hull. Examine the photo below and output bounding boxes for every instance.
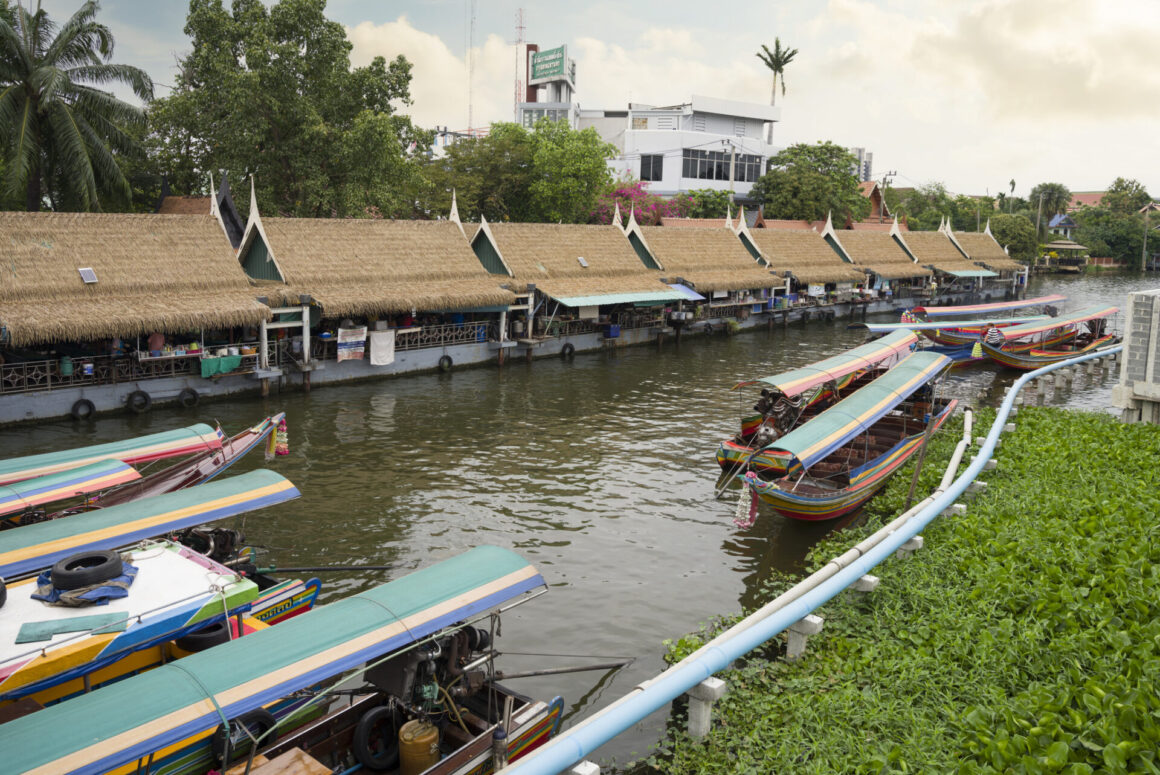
[981,335,1118,370]
[747,399,958,521]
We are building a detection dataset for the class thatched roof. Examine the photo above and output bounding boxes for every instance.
[250,218,515,317]
[657,217,729,229]
[745,229,867,284]
[901,231,990,274]
[833,231,932,279]
[0,212,269,346]
[635,227,781,292]
[481,222,675,298]
[953,232,1023,272]
[157,196,212,216]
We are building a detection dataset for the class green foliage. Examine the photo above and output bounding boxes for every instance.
[423,118,615,223]
[891,182,953,231]
[989,213,1037,263]
[755,38,798,101]
[749,141,869,223]
[1029,182,1073,219]
[685,188,736,220]
[1072,208,1149,267]
[1101,177,1151,215]
[642,407,1160,773]
[0,0,153,211]
[149,0,429,217]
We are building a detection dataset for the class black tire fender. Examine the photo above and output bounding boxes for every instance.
[212,708,277,766]
[70,399,95,421]
[178,388,199,408]
[0,579,6,610]
[438,355,453,372]
[126,390,152,414]
[174,619,231,652]
[51,550,123,591]
[352,705,402,771]
[704,323,714,334]
[560,343,575,359]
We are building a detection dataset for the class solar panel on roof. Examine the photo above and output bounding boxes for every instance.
[77,267,97,284]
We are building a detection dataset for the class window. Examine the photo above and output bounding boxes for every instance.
[680,150,764,182]
[632,116,648,130]
[693,115,706,132]
[656,116,676,130]
[733,118,746,137]
[641,154,663,182]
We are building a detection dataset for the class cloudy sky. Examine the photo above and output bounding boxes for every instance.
[33,0,1160,199]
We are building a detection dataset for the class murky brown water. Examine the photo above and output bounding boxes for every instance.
[0,272,1149,763]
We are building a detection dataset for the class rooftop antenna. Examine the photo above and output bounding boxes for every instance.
[514,8,526,122]
[467,0,477,133]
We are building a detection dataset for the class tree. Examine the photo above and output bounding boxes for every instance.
[1072,207,1148,268]
[589,179,690,225]
[1028,182,1072,219]
[755,38,797,144]
[685,188,736,219]
[749,141,868,223]
[988,213,1036,263]
[525,117,616,223]
[1102,177,1151,214]
[0,0,153,211]
[890,182,953,231]
[149,0,429,218]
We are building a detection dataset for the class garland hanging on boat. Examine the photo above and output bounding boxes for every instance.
[733,472,759,529]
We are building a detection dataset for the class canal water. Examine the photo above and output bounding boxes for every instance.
[0,272,1152,765]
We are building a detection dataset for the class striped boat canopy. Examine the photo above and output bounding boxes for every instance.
[763,351,952,475]
[998,304,1119,342]
[0,460,141,519]
[734,330,918,393]
[2,546,546,775]
[0,469,299,580]
[0,424,223,486]
[912,294,1066,318]
[855,314,1048,333]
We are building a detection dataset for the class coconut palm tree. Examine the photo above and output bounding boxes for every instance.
[0,1,153,211]
[755,38,797,144]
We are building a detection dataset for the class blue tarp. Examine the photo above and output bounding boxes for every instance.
[666,283,706,301]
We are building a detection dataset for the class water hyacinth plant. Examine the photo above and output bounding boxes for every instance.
[638,407,1160,774]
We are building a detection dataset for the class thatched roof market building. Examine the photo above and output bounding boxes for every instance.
[829,229,932,282]
[470,220,684,307]
[626,224,782,293]
[740,224,867,286]
[899,229,996,280]
[235,216,516,318]
[0,212,269,347]
[951,230,1024,273]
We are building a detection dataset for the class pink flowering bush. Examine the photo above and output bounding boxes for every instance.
[589,179,693,225]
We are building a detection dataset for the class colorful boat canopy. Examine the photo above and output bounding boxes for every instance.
[912,294,1066,318]
[0,469,299,580]
[0,424,223,487]
[762,350,952,475]
[0,460,141,519]
[2,546,546,775]
[997,304,1118,342]
[734,330,918,393]
[855,314,1049,333]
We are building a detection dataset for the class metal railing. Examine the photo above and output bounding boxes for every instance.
[544,319,598,338]
[505,347,1122,775]
[396,323,489,351]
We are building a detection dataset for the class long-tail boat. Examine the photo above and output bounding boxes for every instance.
[980,304,1120,370]
[1,546,564,775]
[717,330,918,476]
[737,351,957,521]
[904,294,1067,345]
[0,423,224,487]
[0,415,285,526]
[0,471,314,709]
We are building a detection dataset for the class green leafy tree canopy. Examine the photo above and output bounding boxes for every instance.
[748,141,869,224]
[0,0,153,211]
[150,0,429,217]
[1102,177,1151,214]
[987,213,1036,262]
[1028,181,1072,219]
[685,188,736,219]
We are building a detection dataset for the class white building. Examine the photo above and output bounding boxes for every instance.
[576,95,781,201]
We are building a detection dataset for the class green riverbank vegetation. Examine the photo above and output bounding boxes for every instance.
[640,407,1160,773]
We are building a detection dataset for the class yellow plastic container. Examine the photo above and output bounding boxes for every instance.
[398,719,440,775]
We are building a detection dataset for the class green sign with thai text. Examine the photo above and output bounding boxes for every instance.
[531,46,566,82]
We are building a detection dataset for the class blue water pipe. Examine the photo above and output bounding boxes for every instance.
[506,346,1122,775]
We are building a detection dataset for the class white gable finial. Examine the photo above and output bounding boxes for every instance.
[613,201,624,231]
[248,174,258,220]
[824,211,834,232]
[889,215,903,239]
[628,202,639,229]
[449,189,467,240]
[983,218,993,237]
[725,206,734,230]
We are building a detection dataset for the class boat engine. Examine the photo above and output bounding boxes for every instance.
[366,625,493,714]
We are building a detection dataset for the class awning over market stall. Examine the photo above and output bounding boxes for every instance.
[666,283,707,301]
[549,289,688,307]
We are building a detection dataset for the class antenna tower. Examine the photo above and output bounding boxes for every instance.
[466,0,477,132]
[514,8,526,122]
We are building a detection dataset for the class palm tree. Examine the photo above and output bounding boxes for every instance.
[755,38,797,144]
[0,1,153,211]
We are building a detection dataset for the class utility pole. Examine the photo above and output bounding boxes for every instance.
[728,141,737,211]
[1035,193,1044,240]
[1143,208,1150,273]
[878,170,896,223]
[513,9,525,122]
